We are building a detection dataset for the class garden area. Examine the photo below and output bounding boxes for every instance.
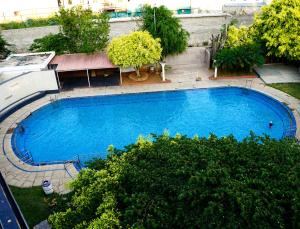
[210,0,299,79]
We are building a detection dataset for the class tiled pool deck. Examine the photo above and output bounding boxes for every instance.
[0,78,299,193]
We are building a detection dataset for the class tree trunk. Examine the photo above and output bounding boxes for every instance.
[135,67,141,78]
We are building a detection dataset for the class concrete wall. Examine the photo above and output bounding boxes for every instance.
[1,15,254,53]
[0,70,58,113]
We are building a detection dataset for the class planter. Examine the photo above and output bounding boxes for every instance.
[42,180,53,195]
[128,72,149,81]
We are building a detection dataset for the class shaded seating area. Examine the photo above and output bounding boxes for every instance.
[49,53,121,89]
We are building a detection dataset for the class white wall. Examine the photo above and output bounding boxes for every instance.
[0,70,58,113]
[0,0,58,21]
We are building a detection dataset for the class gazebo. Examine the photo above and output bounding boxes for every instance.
[49,53,121,89]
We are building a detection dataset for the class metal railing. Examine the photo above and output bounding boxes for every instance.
[12,128,35,165]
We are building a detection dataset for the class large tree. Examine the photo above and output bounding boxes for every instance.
[252,0,300,60]
[30,6,110,53]
[141,5,189,59]
[107,31,162,77]
[49,134,300,228]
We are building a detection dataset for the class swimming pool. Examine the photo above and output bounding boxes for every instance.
[12,87,296,165]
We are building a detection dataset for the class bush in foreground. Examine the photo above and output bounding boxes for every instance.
[49,134,300,228]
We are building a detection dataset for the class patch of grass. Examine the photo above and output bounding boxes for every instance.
[0,17,58,30]
[10,186,52,228]
[268,83,300,100]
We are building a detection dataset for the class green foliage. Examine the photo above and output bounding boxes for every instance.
[84,157,107,170]
[252,0,300,60]
[107,31,162,76]
[48,134,300,229]
[57,6,110,53]
[29,33,69,54]
[0,36,10,58]
[30,6,110,54]
[225,25,254,48]
[0,16,58,30]
[215,43,264,71]
[268,83,300,100]
[141,5,189,58]
[0,33,10,59]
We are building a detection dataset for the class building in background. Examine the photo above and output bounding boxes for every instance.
[0,0,271,22]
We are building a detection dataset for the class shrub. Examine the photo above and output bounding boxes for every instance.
[48,134,300,228]
[0,33,10,59]
[0,16,58,30]
[214,43,264,71]
[29,33,69,54]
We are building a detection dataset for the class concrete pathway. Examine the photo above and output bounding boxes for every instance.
[255,64,300,84]
[0,69,299,193]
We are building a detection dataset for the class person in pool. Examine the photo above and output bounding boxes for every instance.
[19,125,25,133]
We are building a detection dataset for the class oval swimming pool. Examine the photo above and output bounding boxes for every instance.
[12,87,296,164]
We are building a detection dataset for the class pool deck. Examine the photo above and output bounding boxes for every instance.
[0,77,299,193]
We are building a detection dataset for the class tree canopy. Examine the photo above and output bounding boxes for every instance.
[107,31,162,77]
[49,134,300,229]
[30,6,110,54]
[252,0,300,60]
[141,5,189,59]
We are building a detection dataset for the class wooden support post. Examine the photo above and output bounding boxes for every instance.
[86,69,91,87]
[56,71,61,90]
[119,68,122,85]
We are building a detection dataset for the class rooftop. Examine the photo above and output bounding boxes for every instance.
[49,53,116,72]
[0,52,55,83]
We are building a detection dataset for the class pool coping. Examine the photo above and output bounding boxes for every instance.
[0,79,299,191]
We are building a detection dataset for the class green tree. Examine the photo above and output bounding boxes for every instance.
[48,134,300,229]
[107,31,162,77]
[30,6,110,53]
[252,0,300,60]
[57,6,109,53]
[141,5,189,59]
[0,33,10,59]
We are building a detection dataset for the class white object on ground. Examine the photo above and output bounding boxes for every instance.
[42,180,53,195]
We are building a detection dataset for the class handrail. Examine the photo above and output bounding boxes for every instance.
[12,129,34,165]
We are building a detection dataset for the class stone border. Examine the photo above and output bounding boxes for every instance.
[0,79,299,193]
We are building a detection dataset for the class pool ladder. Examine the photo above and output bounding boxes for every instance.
[245,80,253,89]
[18,150,34,165]
[49,95,60,107]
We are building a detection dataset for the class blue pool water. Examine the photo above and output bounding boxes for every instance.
[13,87,296,164]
